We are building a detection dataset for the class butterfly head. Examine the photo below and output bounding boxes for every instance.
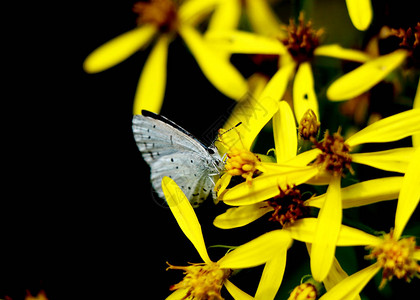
[207,145,225,174]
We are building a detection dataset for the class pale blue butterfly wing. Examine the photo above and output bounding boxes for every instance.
[132,111,224,207]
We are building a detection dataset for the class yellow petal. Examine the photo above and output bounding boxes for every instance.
[307,243,358,297]
[327,50,408,101]
[413,250,420,261]
[257,162,315,173]
[323,256,352,292]
[259,63,295,104]
[336,226,382,247]
[314,44,371,62]
[273,101,298,162]
[255,251,287,300]
[178,0,221,26]
[351,147,415,173]
[133,35,170,114]
[224,280,254,300]
[345,108,420,147]
[206,0,241,31]
[83,25,157,73]
[222,166,318,205]
[319,263,381,300]
[247,73,270,99]
[345,0,373,31]
[205,30,286,54]
[394,147,420,239]
[307,177,403,209]
[179,25,248,100]
[293,63,320,123]
[311,176,342,282]
[166,288,189,300]
[161,177,212,264]
[246,0,284,37]
[306,172,334,186]
[220,75,284,150]
[413,79,420,147]
[285,218,382,246]
[414,78,420,109]
[287,148,321,165]
[219,64,295,151]
[215,173,232,198]
[213,203,273,229]
[282,218,312,241]
[218,230,292,269]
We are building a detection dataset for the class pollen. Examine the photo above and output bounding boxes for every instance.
[365,232,420,289]
[312,129,354,177]
[299,109,320,140]
[281,12,324,63]
[267,185,309,226]
[167,261,231,300]
[225,147,261,184]
[133,0,178,33]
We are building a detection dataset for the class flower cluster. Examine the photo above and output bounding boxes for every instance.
[85,1,420,299]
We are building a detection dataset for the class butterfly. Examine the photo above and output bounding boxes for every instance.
[132,110,225,207]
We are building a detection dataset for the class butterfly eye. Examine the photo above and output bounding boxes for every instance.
[208,148,215,154]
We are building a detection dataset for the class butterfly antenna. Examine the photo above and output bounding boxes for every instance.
[212,122,242,148]
[208,122,241,148]
[219,122,242,138]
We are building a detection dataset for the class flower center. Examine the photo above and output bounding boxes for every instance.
[281,12,324,63]
[390,22,420,51]
[167,261,231,299]
[225,147,261,184]
[298,109,320,140]
[312,129,353,177]
[267,186,309,226]
[133,0,178,33]
[365,232,420,289]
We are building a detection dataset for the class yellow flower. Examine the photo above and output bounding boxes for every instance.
[206,12,371,123]
[306,109,420,282]
[219,108,420,282]
[215,185,312,229]
[214,101,321,229]
[315,147,420,299]
[83,0,247,114]
[162,176,293,300]
[345,0,373,31]
[328,22,420,101]
[215,98,317,200]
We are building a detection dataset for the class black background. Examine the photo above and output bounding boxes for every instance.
[3,1,420,300]
[3,1,241,299]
